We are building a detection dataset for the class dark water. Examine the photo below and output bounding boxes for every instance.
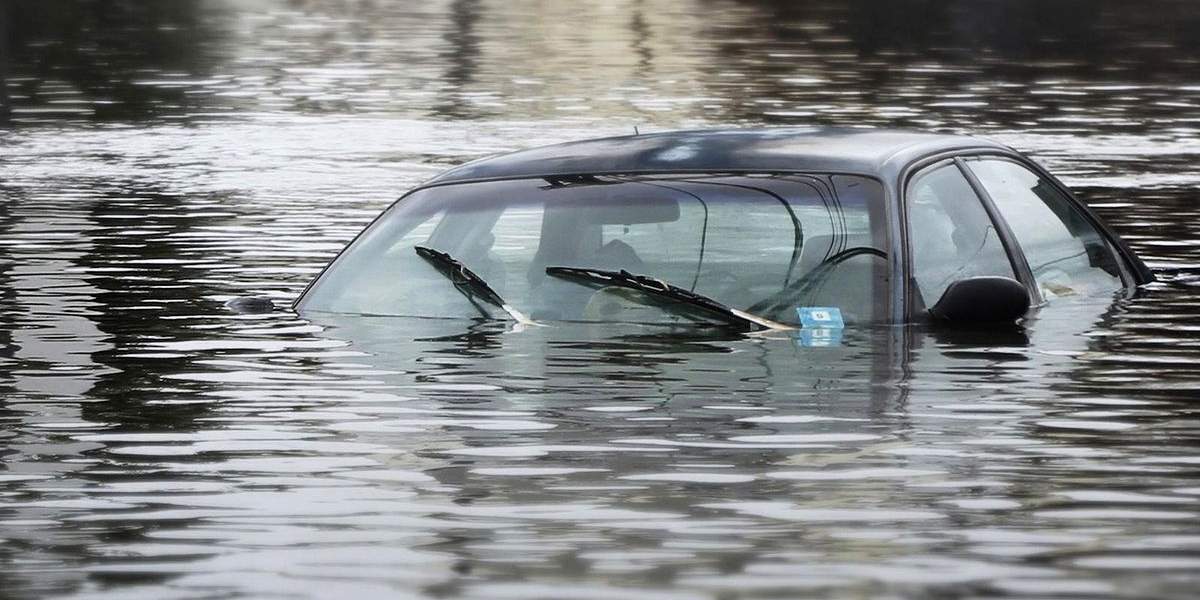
[2,1,1200,598]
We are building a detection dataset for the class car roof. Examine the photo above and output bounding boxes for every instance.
[424,127,1011,185]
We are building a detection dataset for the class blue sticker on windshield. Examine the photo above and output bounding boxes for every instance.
[797,307,844,329]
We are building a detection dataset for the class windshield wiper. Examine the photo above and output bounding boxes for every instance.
[415,246,532,324]
[545,266,791,331]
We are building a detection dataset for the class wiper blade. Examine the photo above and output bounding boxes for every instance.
[415,246,532,324]
[545,266,791,331]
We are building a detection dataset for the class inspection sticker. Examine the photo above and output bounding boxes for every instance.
[796,307,844,329]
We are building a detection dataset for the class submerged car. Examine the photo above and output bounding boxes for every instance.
[293,128,1153,330]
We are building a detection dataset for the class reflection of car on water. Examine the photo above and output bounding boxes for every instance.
[292,128,1153,330]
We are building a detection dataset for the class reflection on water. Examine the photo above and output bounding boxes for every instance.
[2,1,1200,598]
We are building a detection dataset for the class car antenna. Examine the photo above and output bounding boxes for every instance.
[633,125,640,135]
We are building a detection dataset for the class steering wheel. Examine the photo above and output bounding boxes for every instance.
[746,247,887,316]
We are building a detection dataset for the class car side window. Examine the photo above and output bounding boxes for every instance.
[906,162,1017,308]
[965,158,1123,299]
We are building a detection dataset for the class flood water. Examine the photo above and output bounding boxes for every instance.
[2,1,1200,598]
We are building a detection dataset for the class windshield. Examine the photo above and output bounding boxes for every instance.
[297,174,888,326]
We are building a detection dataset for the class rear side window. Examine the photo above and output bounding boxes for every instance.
[965,158,1123,299]
[906,162,1016,308]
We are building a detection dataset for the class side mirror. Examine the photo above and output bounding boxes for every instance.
[929,276,1030,324]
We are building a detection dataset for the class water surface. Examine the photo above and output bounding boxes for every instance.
[2,1,1200,598]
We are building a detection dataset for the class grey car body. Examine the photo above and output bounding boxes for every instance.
[295,127,1153,326]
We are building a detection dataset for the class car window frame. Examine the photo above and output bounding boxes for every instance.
[294,171,895,324]
[960,154,1147,290]
[899,157,1037,320]
[898,149,1150,321]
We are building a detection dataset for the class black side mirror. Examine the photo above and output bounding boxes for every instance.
[929,276,1030,324]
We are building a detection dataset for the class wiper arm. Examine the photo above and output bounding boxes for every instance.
[415,246,532,324]
[545,266,791,331]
